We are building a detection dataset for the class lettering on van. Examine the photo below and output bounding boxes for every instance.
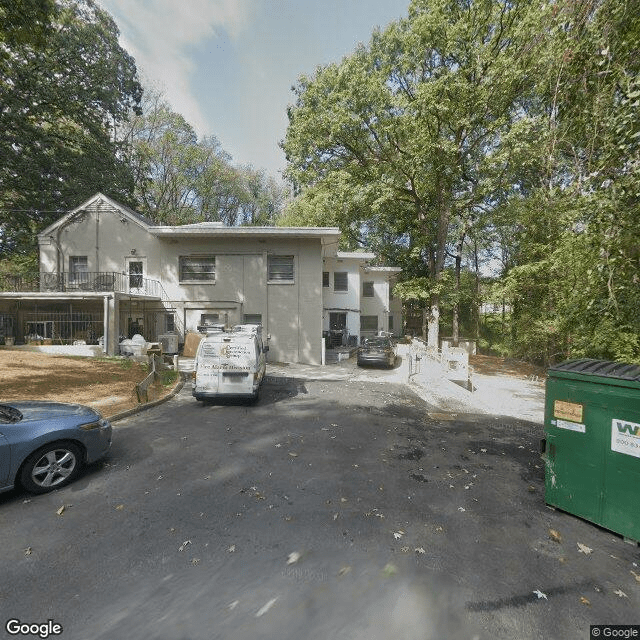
[611,418,640,459]
[553,400,583,423]
[200,364,251,371]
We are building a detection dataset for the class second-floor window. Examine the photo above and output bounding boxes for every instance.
[180,256,216,282]
[268,255,294,283]
[322,271,330,287]
[362,281,374,297]
[334,271,348,292]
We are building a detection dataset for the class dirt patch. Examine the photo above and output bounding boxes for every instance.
[0,349,177,418]
[470,354,546,380]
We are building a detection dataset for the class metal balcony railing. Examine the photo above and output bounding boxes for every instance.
[0,272,163,297]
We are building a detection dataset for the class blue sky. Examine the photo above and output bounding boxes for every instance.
[98,0,410,180]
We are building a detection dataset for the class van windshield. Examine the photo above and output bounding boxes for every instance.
[199,340,255,370]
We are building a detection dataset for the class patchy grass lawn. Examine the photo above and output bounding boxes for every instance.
[0,349,178,417]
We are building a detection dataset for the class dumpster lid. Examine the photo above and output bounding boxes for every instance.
[549,359,640,381]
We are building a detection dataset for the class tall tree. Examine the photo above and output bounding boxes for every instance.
[0,0,142,255]
[283,0,549,348]
[123,89,287,225]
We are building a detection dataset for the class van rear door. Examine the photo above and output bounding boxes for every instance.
[194,336,256,397]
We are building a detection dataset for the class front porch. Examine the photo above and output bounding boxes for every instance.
[0,272,172,355]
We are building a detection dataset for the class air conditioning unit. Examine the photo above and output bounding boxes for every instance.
[159,333,179,355]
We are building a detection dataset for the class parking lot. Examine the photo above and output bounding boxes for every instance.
[0,364,638,640]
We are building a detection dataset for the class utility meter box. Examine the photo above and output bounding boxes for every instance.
[544,359,640,542]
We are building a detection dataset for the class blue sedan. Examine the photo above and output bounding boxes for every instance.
[0,402,112,494]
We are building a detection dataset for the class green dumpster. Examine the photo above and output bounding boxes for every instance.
[544,359,640,542]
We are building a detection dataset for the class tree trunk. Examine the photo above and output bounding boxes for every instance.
[421,306,428,341]
[427,299,440,350]
[474,239,480,340]
[452,252,462,347]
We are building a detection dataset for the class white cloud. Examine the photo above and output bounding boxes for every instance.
[99,0,250,134]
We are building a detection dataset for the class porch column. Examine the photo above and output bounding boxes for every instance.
[105,295,119,356]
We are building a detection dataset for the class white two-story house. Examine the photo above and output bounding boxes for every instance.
[0,194,402,364]
[322,252,402,346]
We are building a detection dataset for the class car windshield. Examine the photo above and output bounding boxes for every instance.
[0,404,22,424]
[363,338,391,348]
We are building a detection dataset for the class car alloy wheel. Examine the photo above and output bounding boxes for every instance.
[20,442,82,494]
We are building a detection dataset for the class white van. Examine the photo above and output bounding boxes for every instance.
[192,324,268,403]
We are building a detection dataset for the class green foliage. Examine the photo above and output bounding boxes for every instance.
[160,369,179,387]
[0,0,142,255]
[491,0,640,365]
[283,0,552,346]
[283,0,638,361]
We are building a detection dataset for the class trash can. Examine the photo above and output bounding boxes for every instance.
[543,359,640,542]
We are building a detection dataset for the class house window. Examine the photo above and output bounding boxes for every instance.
[165,313,175,333]
[362,281,374,297]
[334,271,348,292]
[69,256,88,283]
[268,255,294,282]
[180,256,215,282]
[244,314,262,325]
[360,315,378,332]
[322,271,330,287]
[388,314,394,331]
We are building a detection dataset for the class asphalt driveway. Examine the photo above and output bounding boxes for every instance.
[0,372,637,640]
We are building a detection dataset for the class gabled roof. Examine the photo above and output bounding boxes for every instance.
[38,193,155,238]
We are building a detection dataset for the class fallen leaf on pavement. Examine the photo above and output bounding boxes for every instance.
[415,547,426,554]
[614,589,628,598]
[255,598,278,618]
[24,547,32,556]
[549,529,562,543]
[580,597,590,606]
[228,600,239,610]
[287,551,301,565]
[630,570,640,583]
[458,507,466,512]
[115,504,124,511]
[288,452,298,457]
[382,563,398,576]
[337,566,351,577]
[191,558,200,565]
[228,545,236,553]
[56,505,65,516]
[393,531,404,540]
[577,542,593,555]
[533,590,547,600]
[178,540,191,552]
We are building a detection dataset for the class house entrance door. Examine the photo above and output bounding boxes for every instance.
[328,312,347,348]
[329,313,347,331]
